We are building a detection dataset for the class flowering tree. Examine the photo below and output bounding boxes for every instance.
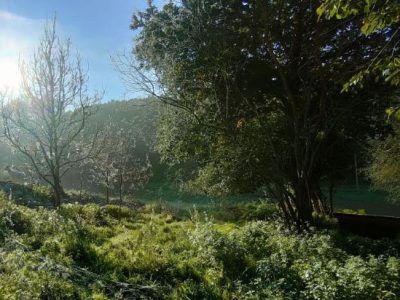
[89,120,152,203]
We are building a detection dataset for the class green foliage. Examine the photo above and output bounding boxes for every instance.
[319,0,400,89]
[369,133,400,201]
[0,193,399,299]
[32,184,53,200]
[337,208,367,215]
[318,0,399,34]
[131,0,393,225]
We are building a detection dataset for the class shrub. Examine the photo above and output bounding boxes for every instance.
[103,204,136,220]
[32,184,53,201]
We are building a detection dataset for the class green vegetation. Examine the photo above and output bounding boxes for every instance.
[368,130,400,202]
[138,175,400,217]
[127,0,395,226]
[326,184,400,216]
[0,2,400,298]
[318,0,400,89]
[0,193,399,299]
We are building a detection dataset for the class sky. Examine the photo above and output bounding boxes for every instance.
[0,0,167,101]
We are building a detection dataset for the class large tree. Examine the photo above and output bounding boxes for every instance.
[123,0,392,226]
[1,19,101,206]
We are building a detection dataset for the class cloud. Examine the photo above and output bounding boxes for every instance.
[0,10,26,22]
[0,9,42,27]
[0,10,44,57]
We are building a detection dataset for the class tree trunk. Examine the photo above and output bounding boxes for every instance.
[53,178,64,207]
[328,176,334,216]
[105,170,110,203]
[79,174,83,202]
[285,172,329,228]
[106,187,110,204]
[354,153,359,191]
[285,111,330,227]
[294,182,314,226]
[119,173,123,206]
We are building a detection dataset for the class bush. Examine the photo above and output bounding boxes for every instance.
[32,184,53,201]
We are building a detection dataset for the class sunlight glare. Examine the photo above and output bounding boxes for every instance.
[0,58,21,94]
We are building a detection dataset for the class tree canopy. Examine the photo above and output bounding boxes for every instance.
[128,0,394,225]
[318,0,400,89]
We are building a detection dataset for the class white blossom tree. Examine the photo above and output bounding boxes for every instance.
[89,120,152,204]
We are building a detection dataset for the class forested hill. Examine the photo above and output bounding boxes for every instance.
[66,98,165,190]
[89,98,162,148]
[0,98,164,190]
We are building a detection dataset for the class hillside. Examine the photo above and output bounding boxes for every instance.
[0,98,164,189]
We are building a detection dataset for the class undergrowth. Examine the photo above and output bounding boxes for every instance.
[0,194,398,299]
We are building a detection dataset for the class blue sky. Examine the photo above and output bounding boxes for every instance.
[0,0,167,101]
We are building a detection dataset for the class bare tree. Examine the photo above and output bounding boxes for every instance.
[1,18,101,206]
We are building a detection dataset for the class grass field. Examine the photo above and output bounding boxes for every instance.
[7,176,399,217]
[1,194,400,299]
[136,178,400,217]
[326,184,400,216]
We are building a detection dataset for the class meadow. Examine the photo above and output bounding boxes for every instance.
[135,176,400,217]
[0,189,399,299]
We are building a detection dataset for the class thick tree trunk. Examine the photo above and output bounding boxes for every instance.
[294,182,314,226]
[283,172,329,228]
[284,108,331,227]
